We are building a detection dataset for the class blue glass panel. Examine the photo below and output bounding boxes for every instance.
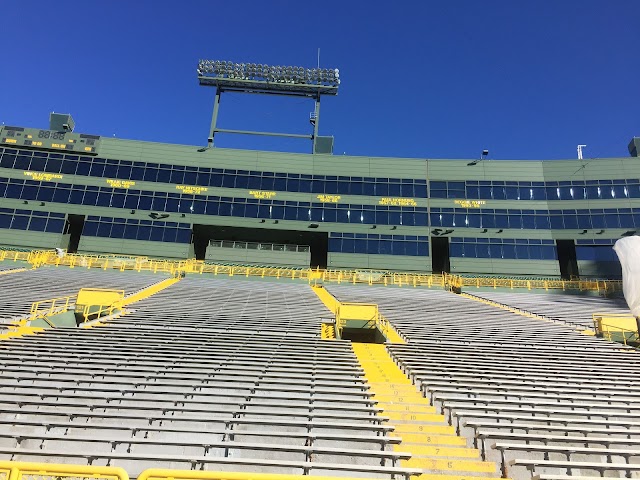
[514,244,529,259]
[0,154,15,168]
[0,213,11,228]
[21,185,38,200]
[96,222,111,237]
[14,155,31,170]
[366,208,382,225]
[450,243,463,257]
[149,226,164,242]
[604,213,620,228]
[82,221,98,236]
[123,224,138,239]
[183,171,197,185]
[379,239,392,255]
[577,214,592,229]
[388,183,401,196]
[176,229,191,243]
[28,216,47,231]
[124,193,139,209]
[45,218,64,233]
[117,164,132,180]
[502,243,517,259]
[138,195,153,210]
[129,164,144,180]
[36,186,55,202]
[110,223,125,239]
[620,212,634,228]
[104,163,118,178]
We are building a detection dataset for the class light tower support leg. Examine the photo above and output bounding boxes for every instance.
[208,88,222,147]
[312,96,321,152]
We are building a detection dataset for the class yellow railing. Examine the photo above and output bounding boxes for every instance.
[138,468,379,480]
[0,250,34,263]
[445,273,621,294]
[30,295,74,317]
[76,277,182,325]
[0,462,388,480]
[0,248,624,293]
[0,461,128,480]
[593,312,639,347]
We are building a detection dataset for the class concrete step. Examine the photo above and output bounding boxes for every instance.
[400,435,467,446]
[403,458,497,473]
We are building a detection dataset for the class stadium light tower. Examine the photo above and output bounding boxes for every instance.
[197,60,340,153]
[577,144,586,160]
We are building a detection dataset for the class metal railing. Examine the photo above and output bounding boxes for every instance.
[593,312,639,347]
[0,248,624,294]
[30,295,74,317]
[0,462,390,480]
[209,240,310,253]
[138,468,380,480]
[0,461,128,480]
[446,273,621,294]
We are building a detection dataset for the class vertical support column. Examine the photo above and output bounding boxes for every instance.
[312,95,321,152]
[208,88,222,147]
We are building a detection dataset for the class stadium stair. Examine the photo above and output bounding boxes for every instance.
[312,285,405,342]
[352,343,503,480]
[321,322,336,339]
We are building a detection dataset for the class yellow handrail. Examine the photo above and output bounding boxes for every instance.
[0,248,624,293]
[138,468,380,480]
[592,312,639,347]
[29,295,74,316]
[0,461,128,480]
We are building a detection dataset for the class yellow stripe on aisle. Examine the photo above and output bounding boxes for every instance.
[351,343,503,479]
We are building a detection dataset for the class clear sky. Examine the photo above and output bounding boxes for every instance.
[1,1,638,160]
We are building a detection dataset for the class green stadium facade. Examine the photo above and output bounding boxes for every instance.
[1,122,639,278]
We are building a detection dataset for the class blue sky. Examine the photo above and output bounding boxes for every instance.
[1,1,638,160]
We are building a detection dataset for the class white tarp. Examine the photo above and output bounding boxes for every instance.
[613,236,640,317]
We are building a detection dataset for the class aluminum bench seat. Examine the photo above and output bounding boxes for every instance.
[0,431,411,464]
[1,418,401,448]
[0,406,394,433]
[1,383,378,406]
[508,458,640,478]
[0,447,422,479]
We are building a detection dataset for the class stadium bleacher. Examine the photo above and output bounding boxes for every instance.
[0,257,638,480]
[0,269,420,479]
[465,290,631,331]
[328,284,640,480]
[0,267,168,324]
[116,277,329,336]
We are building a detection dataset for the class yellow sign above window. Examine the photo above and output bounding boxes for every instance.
[378,197,417,206]
[177,185,209,195]
[250,190,276,199]
[454,199,486,208]
[106,179,136,189]
[23,171,63,181]
[317,194,341,203]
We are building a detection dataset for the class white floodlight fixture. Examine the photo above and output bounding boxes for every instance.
[198,59,340,95]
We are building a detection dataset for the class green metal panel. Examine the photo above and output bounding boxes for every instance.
[450,258,561,276]
[78,237,192,259]
[328,253,430,271]
[0,229,66,250]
